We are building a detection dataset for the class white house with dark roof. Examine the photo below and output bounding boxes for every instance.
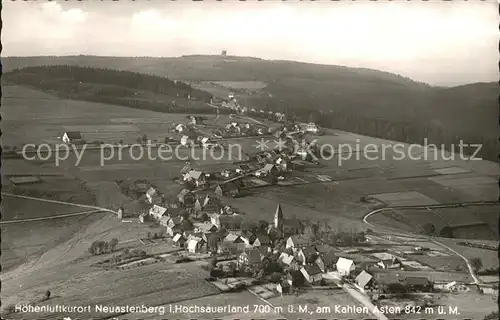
[278,252,296,267]
[172,233,187,248]
[315,251,338,273]
[297,245,318,265]
[196,222,218,234]
[180,165,193,175]
[300,265,323,284]
[180,135,195,147]
[355,270,374,292]
[286,235,312,251]
[239,230,257,247]
[187,237,205,253]
[175,124,185,133]
[149,204,168,221]
[253,234,271,247]
[376,255,403,270]
[216,233,243,254]
[62,131,84,144]
[336,257,355,277]
[238,248,263,270]
[146,187,161,204]
[183,170,206,187]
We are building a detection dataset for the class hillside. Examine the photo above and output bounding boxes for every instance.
[3,65,219,115]
[3,56,497,160]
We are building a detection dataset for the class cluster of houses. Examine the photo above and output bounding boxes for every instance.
[137,180,441,298]
[212,120,272,139]
[211,94,286,123]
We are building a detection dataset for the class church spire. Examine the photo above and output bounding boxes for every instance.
[274,204,284,230]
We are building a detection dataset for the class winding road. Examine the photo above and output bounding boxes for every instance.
[1,192,117,224]
[362,201,498,285]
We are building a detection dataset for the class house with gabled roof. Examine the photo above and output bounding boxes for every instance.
[239,230,257,247]
[62,131,84,144]
[183,170,206,187]
[203,232,222,253]
[297,245,318,265]
[201,196,220,213]
[172,233,187,248]
[211,213,242,230]
[217,233,244,254]
[278,252,297,268]
[214,183,240,197]
[336,257,355,277]
[180,135,195,147]
[166,217,194,237]
[255,164,278,177]
[149,204,168,221]
[224,233,242,243]
[175,124,185,133]
[180,165,193,175]
[219,233,245,253]
[376,255,403,270]
[177,189,196,206]
[238,248,263,270]
[253,234,271,247]
[187,237,205,253]
[145,187,159,204]
[196,222,218,234]
[315,251,338,273]
[285,235,312,251]
[300,265,323,284]
[355,270,374,292]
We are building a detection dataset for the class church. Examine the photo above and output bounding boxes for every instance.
[268,204,304,238]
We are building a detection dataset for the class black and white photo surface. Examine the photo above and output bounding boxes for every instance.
[1,1,498,319]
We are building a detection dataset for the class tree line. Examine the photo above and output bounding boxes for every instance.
[4,65,221,114]
[246,101,497,162]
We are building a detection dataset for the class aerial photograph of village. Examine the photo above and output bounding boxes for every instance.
[1,1,498,320]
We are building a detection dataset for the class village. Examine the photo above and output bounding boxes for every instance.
[6,89,497,319]
[57,94,498,318]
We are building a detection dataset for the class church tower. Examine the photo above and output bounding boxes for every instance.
[274,204,284,232]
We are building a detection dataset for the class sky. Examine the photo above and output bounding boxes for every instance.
[2,1,498,86]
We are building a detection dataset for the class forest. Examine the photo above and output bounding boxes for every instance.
[4,65,221,114]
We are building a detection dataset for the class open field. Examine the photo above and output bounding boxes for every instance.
[1,196,91,221]
[212,80,268,90]
[1,213,105,273]
[3,213,220,319]
[370,191,439,207]
[371,270,472,284]
[407,255,468,272]
[2,85,220,146]
[434,238,499,273]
